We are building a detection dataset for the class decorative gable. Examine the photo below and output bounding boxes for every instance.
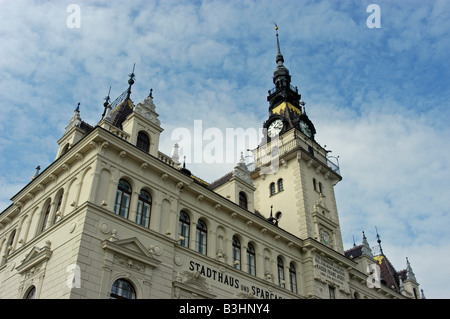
[133,94,161,127]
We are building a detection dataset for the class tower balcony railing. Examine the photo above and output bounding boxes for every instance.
[268,84,298,96]
[253,135,340,176]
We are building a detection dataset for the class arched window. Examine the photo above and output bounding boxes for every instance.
[114,179,132,218]
[24,286,36,299]
[277,178,284,192]
[6,229,16,256]
[289,262,298,293]
[313,178,317,191]
[40,202,51,233]
[53,190,64,224]
[232,236,241,270]
[195,219,207,255]
[278,257,285,288]
[270,182,276,196]
[247,243,256,276]
[136,189,152,228]
[239,192,248,210]
[137,131,150,153]
[178,211,190,247]
[319,182,323,194]
[110,279,136,299]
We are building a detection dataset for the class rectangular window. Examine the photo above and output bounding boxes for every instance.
[329,286,336,299]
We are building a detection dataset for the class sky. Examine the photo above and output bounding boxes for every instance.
[0,0,449,298]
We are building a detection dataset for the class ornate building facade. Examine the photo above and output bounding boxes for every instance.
[0,31,423,300]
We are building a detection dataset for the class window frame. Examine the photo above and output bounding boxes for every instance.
[136,131,150,153]
[277,257,285,288]
[289,262,298,294]
[232,236,241,270]
[53,190,64,224]
[269,182,276,196]
[178,211,190,247]
[195,219,207,255]
[24,286,36,299]
[239,191,248,210]
[40,202,51,233]
[110,279,136,299]
[247,243,256,276]
[136,189,152,228]
[277,178,284,192]
[114,179,132,218]
[329,285,336,299]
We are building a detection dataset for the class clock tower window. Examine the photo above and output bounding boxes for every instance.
[136,131,150,153]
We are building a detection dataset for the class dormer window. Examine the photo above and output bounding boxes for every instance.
[136,131,150,153]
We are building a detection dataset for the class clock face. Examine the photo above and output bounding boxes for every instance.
[267,119,283,138]
[322,231,330,246]
[299,120,312,137]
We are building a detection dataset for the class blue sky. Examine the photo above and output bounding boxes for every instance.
[0,0,449,298]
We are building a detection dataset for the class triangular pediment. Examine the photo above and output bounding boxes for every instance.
[117,237,150,256]
[16,245,52,274]
[101,237,160,269]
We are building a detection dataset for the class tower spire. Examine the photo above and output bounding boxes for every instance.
[274,23,284,65]
[270,23,291,91]
[361,231,374,257]
[375,226,384,256]
[126,63,136,99]
[406,257,417,282]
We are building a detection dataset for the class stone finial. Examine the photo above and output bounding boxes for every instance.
[172,143,181,166]
[361,231,374,258]
[65,103,82,133]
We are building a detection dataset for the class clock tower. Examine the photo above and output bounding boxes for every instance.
[252,26,343,253]
[264,25,316,141]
